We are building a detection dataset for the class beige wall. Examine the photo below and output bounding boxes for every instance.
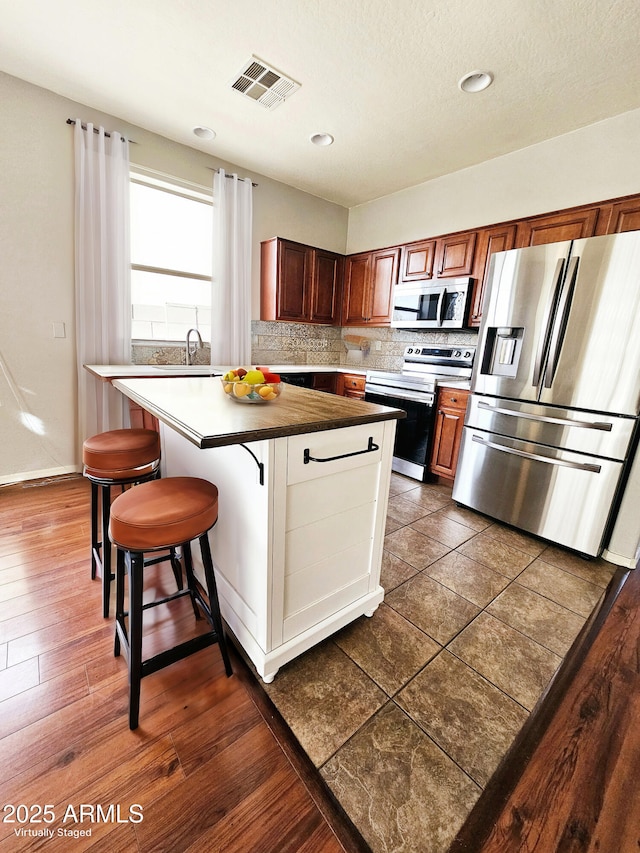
[2,67,639,484]
[0,71,347,483]
[347,108,640,253]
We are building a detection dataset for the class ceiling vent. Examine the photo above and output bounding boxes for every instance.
[231,56,300,110]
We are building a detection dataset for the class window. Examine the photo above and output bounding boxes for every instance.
[130,169,212,342]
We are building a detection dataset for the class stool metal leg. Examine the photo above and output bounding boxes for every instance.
[199,533,233,677]
[114,547,126,659]
[128,550,144,730]
[182,541,203,620]
[101,484,114,618]
[90,481,100,580]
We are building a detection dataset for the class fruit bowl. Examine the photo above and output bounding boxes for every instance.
[221,378,282,403]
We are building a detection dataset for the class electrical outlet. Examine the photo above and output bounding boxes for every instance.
[374,340,382,351]
[53,322,66,339]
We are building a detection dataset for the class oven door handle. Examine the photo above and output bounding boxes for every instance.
[365,386,434,405]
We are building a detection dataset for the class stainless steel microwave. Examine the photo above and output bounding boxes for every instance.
[391,278,472,329]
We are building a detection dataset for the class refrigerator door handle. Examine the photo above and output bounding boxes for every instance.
[532,258,565,388]
[471,434,602,473]
[477,400,613,431]
[543,256,579,388]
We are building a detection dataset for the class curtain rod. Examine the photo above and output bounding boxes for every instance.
[66,118,137,143]
[209,167,258,187]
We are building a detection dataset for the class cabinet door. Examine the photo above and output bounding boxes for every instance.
[312,372,337,393]
[399,239,436,282]
[430,389,469,479]
[343,253,371,325]
[516,208,600,247]
[434,231,477,277]
[277,240,311,321]
[368,248,399,325]
[469,224,517,327]
[604,197,640,234]
[310,249,343,324]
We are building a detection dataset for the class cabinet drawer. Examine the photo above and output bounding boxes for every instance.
[438,388,470,411]
[342,373,365,392]
[287,422,384,485]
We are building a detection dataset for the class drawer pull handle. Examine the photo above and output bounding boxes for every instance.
[304,436,379,465]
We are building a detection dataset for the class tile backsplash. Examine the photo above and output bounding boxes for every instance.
[132,322,478,371]
[251,321,478,372]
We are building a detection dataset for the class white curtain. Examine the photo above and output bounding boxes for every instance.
[210,169,253,366]
[74,120,131,444]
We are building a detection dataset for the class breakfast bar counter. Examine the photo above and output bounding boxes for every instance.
[111,376,404,683]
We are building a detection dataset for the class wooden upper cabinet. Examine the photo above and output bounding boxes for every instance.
[434,231,477,277]
[399,240,436,282]
[343,247,399,326]
[599,197,640,234]
[260,238,342,325]
[399,232,476,282]
[515,208,601,247]
[469,224,517,327]
[310,249,343,325]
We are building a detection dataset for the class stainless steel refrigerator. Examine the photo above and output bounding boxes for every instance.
[452,231,640,558]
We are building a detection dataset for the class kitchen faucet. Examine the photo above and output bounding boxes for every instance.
[185,328,203,365]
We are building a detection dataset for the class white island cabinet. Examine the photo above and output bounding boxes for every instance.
[110,377,402,683]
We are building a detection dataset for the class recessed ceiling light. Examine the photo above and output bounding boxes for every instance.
[193,126,216,140]
[310,132,334,147]
[458,71,493,93]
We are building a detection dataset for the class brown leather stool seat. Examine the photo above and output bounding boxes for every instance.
[109,476,232,730]
[83,428,161,480]
[82,428,162,618]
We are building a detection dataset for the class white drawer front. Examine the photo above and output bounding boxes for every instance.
[285,501,375,574]
[287,422,384,485]
[285,463,379,532]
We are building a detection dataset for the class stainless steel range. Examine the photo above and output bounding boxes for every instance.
[365,345,475,481]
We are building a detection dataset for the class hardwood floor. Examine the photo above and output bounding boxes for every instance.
[1,474,638,853]
[0,475,364,853]
[450,564,640,852]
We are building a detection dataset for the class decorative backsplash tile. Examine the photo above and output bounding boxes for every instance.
[251,321,478,372]
[132,322,478,370]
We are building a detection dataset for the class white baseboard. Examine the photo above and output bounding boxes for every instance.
[0,465,81,486]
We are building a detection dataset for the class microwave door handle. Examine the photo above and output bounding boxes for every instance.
[437,288,447,326]
[543,256,579,388]
[532,258,565,389]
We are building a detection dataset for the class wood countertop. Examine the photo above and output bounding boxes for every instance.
[113,377,404,449]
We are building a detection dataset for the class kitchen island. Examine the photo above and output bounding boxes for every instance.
[111,376,403,682]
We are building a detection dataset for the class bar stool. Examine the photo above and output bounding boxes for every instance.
[83,428,163,618]
[109,476,233,730]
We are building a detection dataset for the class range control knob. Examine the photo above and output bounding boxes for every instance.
[453,350,461,357]
[464,350,472,358]
[407,348,413,354]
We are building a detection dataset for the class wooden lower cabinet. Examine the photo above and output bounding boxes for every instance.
[312,372,337,394]
[429,388,470,480]
[337,372,366,399]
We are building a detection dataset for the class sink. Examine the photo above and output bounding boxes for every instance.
[145,366,221,376]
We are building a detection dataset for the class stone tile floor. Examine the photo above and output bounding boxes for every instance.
[263,473,618,853]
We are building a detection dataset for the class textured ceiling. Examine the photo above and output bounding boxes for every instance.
[2,0,640,207]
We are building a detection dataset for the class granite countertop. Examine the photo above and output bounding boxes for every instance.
[112,377,404,449]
